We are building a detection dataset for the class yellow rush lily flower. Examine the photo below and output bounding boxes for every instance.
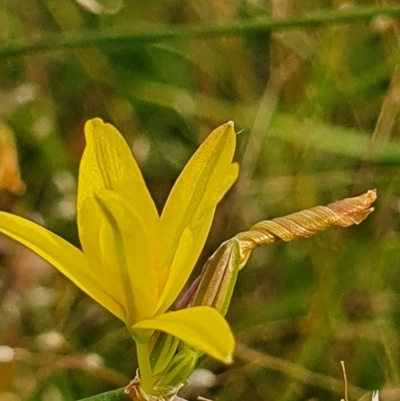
[0,119,238,368]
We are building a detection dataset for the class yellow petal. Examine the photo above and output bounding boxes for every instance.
[94,190,158,325]
[132,306,235,364]
[0,212,125,321]
[78,196,104,280]
[157,122,238,312]
[155,223,204,315]
[78,118,159,267]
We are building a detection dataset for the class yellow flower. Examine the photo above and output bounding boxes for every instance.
[0,118,238,364]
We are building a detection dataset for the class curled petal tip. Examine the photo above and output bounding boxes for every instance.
[356,189,377,207]
[327,189,377,226]
[366,189,377,202]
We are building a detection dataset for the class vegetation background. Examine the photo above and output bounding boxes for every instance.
[1,1,400,400]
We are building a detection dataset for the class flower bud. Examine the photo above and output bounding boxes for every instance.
[188,238,240,316]
[149,331,180,376]
[154,347,198,392]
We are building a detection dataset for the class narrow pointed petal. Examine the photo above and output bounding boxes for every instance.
[132,306,235,364]
[0,212,125,321]
[78,197,103,277]
[158,122,238,313]
[156,214,209,314]
[78,118,159,268]
[94,190,158,325]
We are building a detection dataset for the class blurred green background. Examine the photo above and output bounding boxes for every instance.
[1,1,400,400]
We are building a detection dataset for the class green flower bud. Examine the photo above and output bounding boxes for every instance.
[189,238,240,316]
[149,331,180,376]
[154,347,198,392]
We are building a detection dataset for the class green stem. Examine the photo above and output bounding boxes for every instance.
[136,340,153,395]
[1,5,400,57]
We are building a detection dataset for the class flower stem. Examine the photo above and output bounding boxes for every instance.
[136,340,153,395]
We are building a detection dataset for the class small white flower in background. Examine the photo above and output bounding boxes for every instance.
[371,390,379,401]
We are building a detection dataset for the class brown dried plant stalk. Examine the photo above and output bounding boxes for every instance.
[184,190,377,315]
[234,189,377,269]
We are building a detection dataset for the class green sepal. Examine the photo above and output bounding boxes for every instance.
[189,238,240,316]
[154,347,198,392]
[149,331,180,375]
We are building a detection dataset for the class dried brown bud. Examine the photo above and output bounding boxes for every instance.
[234,190,377,269]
